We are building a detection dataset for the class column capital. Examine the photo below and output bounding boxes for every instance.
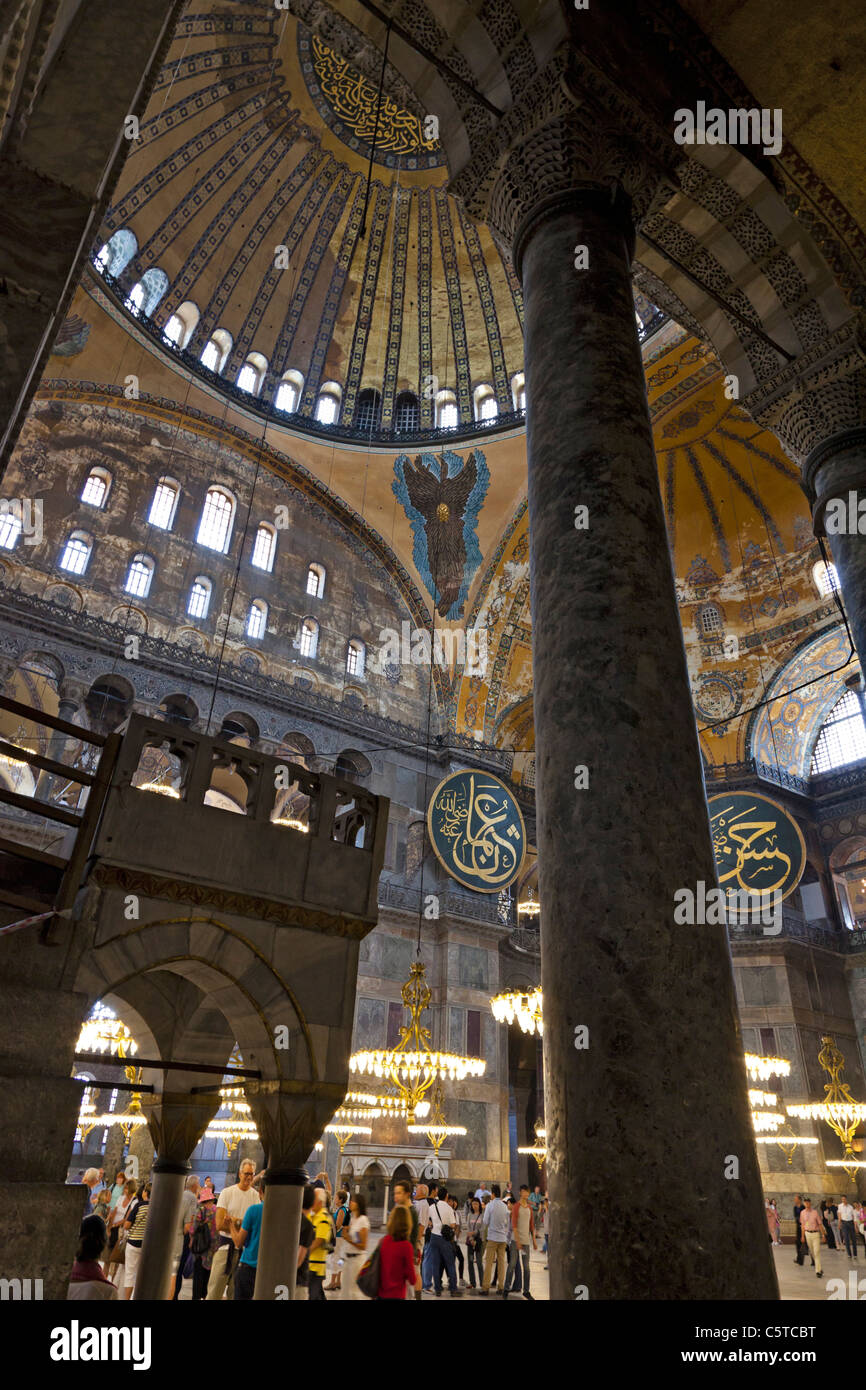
[449,43,676,274]
[245,1082,340,1169]
[741,315,866,468]
[141,1091,220,1164]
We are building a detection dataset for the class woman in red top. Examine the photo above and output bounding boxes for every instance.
[377,1206,421,1300]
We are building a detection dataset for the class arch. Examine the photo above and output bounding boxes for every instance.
[278,731,315,765]
[435,388,458,429]
[237,351,268,396]
[511,371,525,411]
[85,674,135,733]
[473,383,497,422]
[298,617,319,659]
[71,915,317,1082]
[148,476,180,531]
[813,559,840,597]
[305,563,325,599]
[163,300,199,349]
[197,486,236,553]
[58,530,92,575]
[394,390,419,432]
[187,576,212,619]
[749,625,856,778]
[334,749,372,781]
[123,553,155,599]
[125,267,169,318]
[158,694,198,726]
[275,369,304,414]
[200,328,233,374]
[94,229,137,278]
[246,599,267,639]
[219,712,260,745]
[80,465,112,509]
[810,689,866,774]
[354,388,381,431]
[346,638,365,677]
[314,381,341,425]
[250,522,276,572]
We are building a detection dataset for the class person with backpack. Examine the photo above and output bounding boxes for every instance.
[325,1188,350,1291]
[189,1189,220,1300]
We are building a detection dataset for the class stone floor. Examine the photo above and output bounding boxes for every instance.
[772,1241,865,1301]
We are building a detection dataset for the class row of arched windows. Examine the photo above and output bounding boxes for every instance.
[94,230,527,428]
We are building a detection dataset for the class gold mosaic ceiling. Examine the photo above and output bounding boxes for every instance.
[100,0,525,427]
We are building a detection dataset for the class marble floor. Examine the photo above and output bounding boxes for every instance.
[772,1242,865,1301]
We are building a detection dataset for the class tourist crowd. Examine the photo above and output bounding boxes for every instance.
[67,1164,550,1301]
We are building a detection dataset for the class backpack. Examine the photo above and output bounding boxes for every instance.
[190,1215,212,1256]
[356,1241,382,1299]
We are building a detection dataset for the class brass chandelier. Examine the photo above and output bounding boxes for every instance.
[786,1035,866,1182]
[349,960,485,1123]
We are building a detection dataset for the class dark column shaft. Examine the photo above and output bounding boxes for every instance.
[521,190,777,1299]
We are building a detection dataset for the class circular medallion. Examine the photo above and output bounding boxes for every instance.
[427,769,526,893]
[708,791,806,901]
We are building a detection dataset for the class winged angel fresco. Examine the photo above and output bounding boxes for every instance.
[392,448,489,619]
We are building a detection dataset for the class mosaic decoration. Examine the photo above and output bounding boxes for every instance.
[434,189,472,422]
[299,29,444,170]
[380,186,412,427]
[707,791,806,900]
[299,175,368,414]
[341,182,393,422]
[50,314,90,357]
[458,203,512,410]
[392,448,490,620]
[417,189,434,429]
[693,670,747,734]
[427,769,525,893]
[750,625,856,776]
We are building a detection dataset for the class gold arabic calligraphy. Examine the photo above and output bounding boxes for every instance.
[434,774,522,887]
[710,802,794,895]
[312,36,439,155]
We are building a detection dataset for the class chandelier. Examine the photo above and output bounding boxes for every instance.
[325,1122,373,1154]
[517,888,540,916]
[490,985,543,1037]
[407,1081,465,1157]
[74,1006,145,1141]
[272,815,309,833]
[517,1120,547,1159]
[349,960,485,1122]
[786,1035,866,1182]
[744,1051,814,1162]
[744,1053,790,1082]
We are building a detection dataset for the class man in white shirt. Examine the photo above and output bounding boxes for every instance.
[838,1196,858,1259]
[206,1161,261,1300]
[428,1187,461,1297]
[474,1182,489,1202]
[479,1184,510,1295]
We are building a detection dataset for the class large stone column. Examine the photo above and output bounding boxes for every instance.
[744,324,866,669]
[254,1172,306,1301]
[452,72,777,1296]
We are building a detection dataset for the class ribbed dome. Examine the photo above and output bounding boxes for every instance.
[98,1,526,430]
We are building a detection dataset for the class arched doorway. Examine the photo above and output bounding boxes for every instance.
[359,1161,386,1227]
[389,1161,414,1206]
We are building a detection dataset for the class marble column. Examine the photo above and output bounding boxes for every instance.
[253,1170,306,1301]
[804,427,866,665]
[132,1159,187,1301]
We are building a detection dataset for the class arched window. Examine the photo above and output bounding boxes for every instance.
[315,382,342,425]
[200,329,233,375]
[394,391,419,432]
[698,603,724,636]
[187,577,211,619]
[80,466,111,508]
[355,388,381,431]
[275,370,304,414]
[148,477,180,531]
[813,560,840,598]
[435,389,458,429]
[299,617,319,658]
[346,639,365,676]
[811,690,866,774]
[94,229,137,277]
[511,372,526,412]
[59,531,92,575]
[473,384,497,422]
[124,553,155,598]
[246,600,267,639]
[251,523,276,572]
[125,267,168,318]
[0,509,21,550]
[237,351,268,396]
[163,300,199,349]
[306,563,325,598]
[197,486,235,553]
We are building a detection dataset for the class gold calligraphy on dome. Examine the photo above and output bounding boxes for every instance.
[312,35,439,156]
[430,771,524,891]
[709,798,801,897]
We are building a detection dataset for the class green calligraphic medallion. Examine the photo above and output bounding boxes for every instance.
[427,769,526,893]
[708,791,806,901]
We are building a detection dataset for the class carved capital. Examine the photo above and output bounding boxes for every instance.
[246,1081,343,1168]
[742,316,866,468]
[450,44,676,270]
[141,1091,220,1164]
